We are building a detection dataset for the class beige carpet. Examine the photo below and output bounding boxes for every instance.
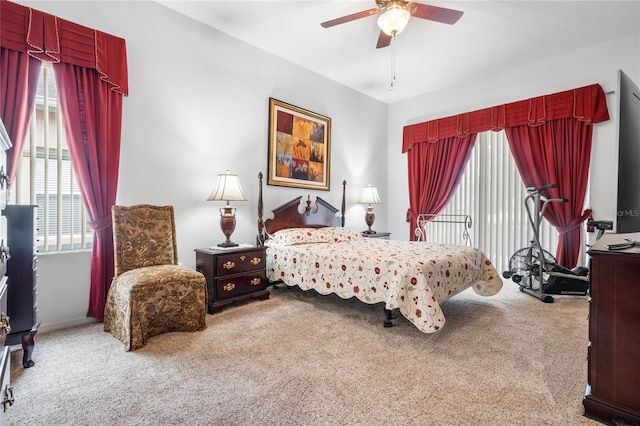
[8,283,604,425]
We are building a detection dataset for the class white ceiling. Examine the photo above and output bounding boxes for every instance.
[157,1,640,104]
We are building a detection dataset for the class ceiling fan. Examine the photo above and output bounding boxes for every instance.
[320,1,464,49]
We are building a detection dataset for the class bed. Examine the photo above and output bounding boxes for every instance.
[257,174,503,333]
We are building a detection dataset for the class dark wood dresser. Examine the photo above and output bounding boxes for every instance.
[3,205,39,368]
[195,245,269,313]
[584,233,640,424]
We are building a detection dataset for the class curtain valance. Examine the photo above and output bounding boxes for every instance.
[402,84,609,152]
[0,0,128,96]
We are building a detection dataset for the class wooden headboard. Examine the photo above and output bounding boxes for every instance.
[257,172,346,244]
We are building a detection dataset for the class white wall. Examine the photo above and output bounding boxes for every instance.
[37,251,93,330]
[26,0,388,332]
[387,33,640,243]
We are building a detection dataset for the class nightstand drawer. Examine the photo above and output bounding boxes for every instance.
[215,271,267,301]
[216,250,265,277]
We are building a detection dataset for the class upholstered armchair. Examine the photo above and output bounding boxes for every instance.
[104,205,207,351]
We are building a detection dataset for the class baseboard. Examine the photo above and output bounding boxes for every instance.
[37,317,99,334]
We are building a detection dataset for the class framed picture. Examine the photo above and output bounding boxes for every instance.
[268,98,331,191]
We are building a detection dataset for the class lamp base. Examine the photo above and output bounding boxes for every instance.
[364,209,376,234]
[219,207,238,248]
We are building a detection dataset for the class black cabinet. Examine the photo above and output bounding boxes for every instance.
[3,205,39,368]
[1,120,15,417]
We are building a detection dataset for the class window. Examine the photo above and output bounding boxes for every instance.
[424,131,559,273]
[10,65,93,252]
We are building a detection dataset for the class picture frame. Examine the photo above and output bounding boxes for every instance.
[268,98,331,191]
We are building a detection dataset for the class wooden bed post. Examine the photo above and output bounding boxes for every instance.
[257,172,264,245]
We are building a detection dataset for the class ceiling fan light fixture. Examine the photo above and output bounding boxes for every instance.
[377,4,411,36]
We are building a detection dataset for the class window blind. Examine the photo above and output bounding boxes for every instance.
[425,130,559,273]
[12,66,92,252]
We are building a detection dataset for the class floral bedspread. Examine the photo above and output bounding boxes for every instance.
[265,228,502,333]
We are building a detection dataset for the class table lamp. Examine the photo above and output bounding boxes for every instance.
[359,184,382,234]
[207,171,247,247]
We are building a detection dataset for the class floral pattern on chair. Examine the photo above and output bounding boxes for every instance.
[104,205,207,351]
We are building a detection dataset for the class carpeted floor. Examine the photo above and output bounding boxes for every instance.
[8,282,606,425]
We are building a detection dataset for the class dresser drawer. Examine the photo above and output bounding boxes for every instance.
[215,271,267,301]
[0,276,8,347]
[215,249,265,277]
[0,216,6,280]
[0,346,11,423]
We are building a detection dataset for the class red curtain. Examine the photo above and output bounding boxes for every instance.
[407,134,477,240]
[505,119,593,267]
[0,0,128,96]
[53,63,122,321]
[403,84,609,152]
[0,47,41,182]
[403,84,609,263]
[1,0,127,320]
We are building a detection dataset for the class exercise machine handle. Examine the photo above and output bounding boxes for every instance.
[526,183,557,195]
[538,183,557,193]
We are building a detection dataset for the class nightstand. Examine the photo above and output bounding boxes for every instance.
[195,245,269,314]
[361,232,391,240]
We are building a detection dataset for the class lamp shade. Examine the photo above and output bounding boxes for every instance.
[207,171,247,202]
[377,4,411,36]
[359,185,382,205]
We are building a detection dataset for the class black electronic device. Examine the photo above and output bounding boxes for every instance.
[605,236,638,251]
[615,70,640,233]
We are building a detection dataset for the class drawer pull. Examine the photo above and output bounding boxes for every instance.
[0,239,9,263]
[222,261,235,270]
[223,283,236,292]
[0,166,7,190]
[250,278,261,286]
[0,314,10,334]
[250,257,261,266]
[3,385,14,413]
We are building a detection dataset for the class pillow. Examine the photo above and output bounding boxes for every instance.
[268,227,364,246]
[313,227,364,243]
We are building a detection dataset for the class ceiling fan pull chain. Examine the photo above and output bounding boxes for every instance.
[390,33,397,90]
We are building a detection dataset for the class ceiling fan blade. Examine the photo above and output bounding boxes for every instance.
[376,31,392,49]
[321,7,381,28]
[408,3,464,25]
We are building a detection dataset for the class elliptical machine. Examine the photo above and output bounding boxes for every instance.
[502,184,590,303]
